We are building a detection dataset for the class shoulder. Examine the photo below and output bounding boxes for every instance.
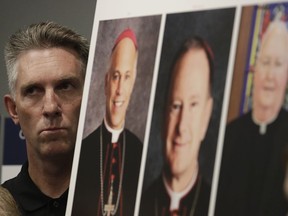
[144,176,162,194]
[76,125,101,174]
[193,177,211,216]
[278,108,288,124]
[142,176,164,203]
[2,176,19,196]
[2,163,27,195]
[140,177,162,214]
[198,177,211,201]
[1,163,29,212]
[80,125,101,153]
[272,108,288,146]
[83,125,101,142]
[124,128,143,153]
[226,111,252,131]
[123,128,143,174]
[223,111,253,144]
[124,128,142,143]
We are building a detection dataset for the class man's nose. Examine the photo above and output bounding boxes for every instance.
[42,90,61,118]
[177,107,188,135]
[116,78,124,95]
[265,63,275,80]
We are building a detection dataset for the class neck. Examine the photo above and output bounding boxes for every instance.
[165,162,198,192]
[28,153,73,198]
[253,105,279,124]
[104,116,124,143]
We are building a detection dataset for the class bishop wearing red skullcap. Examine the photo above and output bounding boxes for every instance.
[72,28,143,216]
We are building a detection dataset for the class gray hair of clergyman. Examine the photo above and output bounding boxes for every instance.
[256,20,288,64]
[4,21,89,98]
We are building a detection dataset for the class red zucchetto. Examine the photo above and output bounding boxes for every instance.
[112,28,138,52]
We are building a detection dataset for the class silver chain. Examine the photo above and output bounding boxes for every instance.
[100,124,126,216]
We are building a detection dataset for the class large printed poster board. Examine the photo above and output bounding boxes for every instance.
[67,0,288,215]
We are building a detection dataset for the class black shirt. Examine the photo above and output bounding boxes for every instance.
[2,162,68,216]
[140,175,211,216]
[72,122,143,215]
[216,109,288,216]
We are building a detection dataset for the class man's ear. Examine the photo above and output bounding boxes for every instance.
[4,94,19,125]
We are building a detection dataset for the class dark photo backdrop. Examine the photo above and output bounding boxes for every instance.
[142,7,236,192]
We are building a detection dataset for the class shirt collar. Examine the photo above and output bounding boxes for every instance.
[162,170,198,211]
[15,162,68,212]
[252,110,278,135]
[104,116,124,143]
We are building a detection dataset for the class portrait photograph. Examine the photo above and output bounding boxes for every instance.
[71,15,161,215]
[139,7,235,216]
[216,2,288,215]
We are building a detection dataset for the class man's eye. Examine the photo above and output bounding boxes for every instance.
[24,86,41,96]
[170,103,181,113]
[112,74,120,80]
[125,74,130,80]
[57,82,73,91]
[275,60,283,67]
[260,59,270,66]
[172,104,181,109]
[191,102,198,107]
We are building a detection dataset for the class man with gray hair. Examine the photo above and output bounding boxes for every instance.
[2,21,89,216]
[216,20,288,215]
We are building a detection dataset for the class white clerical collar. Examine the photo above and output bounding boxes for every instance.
[252,112,277,135]
[104,117,124,143]
[162,170,198,211]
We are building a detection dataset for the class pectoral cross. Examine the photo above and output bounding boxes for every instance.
[104,180,115,216]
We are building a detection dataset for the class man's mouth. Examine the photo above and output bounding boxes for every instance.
[262,86,275,94]
[40,127,65,134]
[173,140,187,148]
[263,82,275,91]
[113,100,124,107]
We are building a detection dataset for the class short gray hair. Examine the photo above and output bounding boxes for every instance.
[257,20,288,60]
[4,21,89,97]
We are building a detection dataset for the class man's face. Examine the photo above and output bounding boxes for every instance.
[253,29,288,116]
[105,38,137,129]
[6,47,84,159]
[164,48,212,180]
